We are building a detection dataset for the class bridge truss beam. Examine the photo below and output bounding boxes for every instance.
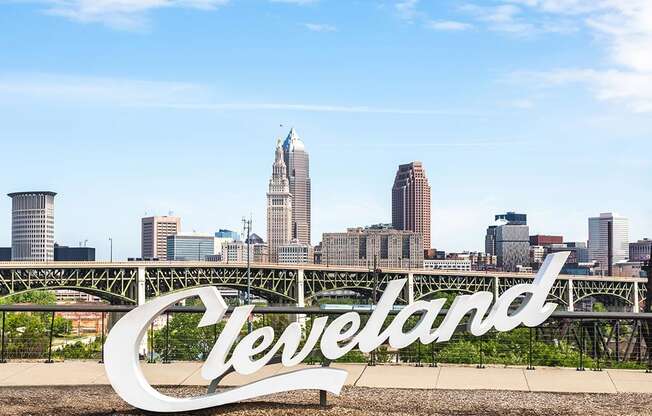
[0,264,646,312]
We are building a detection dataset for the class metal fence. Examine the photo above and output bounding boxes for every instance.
[1,304,652,373]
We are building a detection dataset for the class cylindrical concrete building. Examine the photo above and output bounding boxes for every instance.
[8,191,56,261]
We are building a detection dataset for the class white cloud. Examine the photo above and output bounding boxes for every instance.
[395,0,421,21]
[425,20,472,31]
[506,98,534,109]
[32,0,316,30]
[38,0,229,30]
[532,69,652,112]
[269,0,317,4]
[0,73,480,115]
[494,0,652,111]
[461,4,537,35]
[303,23,336,32]
[396,1,473,32]
[0,73,206,105]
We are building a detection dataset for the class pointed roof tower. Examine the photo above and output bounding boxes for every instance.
[283,127,305,152]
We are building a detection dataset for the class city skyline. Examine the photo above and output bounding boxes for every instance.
[1,1,651,260]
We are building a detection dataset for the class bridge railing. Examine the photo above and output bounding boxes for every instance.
[1,304,651,372]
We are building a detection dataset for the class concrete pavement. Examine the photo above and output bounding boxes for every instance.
[1,361,652,394]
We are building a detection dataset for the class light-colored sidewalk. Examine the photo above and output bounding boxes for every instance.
[1,361,652,394]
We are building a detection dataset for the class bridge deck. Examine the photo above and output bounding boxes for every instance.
[0,261,645,283]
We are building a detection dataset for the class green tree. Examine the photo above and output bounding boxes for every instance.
[153,312,227,362]
[0,291,74,360]
[1,290,57,305]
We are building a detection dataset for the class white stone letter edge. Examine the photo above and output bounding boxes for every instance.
[103,287,347,412]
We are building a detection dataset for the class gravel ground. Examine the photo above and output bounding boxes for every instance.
[1,385,652,416]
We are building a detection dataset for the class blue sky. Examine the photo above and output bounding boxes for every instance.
[1,0,651,260]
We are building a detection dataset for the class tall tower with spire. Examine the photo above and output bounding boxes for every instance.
[267,139,293,262]
[283,128,311,245]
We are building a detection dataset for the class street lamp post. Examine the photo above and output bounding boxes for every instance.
[109,238,113,262]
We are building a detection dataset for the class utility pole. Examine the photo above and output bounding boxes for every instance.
[242,216,252,333]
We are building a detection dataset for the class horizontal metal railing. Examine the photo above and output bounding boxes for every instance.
[3,303,652,319]
[1,304,652,373]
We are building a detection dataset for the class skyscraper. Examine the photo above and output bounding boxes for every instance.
[267,139,293,262]
[588,212,629,275]
[321,226,424,269]
[485,225,497,255]
[166,233,214,261]
[392,161,431,249]
[141,216,180,260]
[495,222,530,272]
[8,191,56,261]
[630,239,652,262]
[485,212,530,272]
[283,128,311,245]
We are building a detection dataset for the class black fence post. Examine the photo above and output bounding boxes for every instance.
[616,320,621,362]
[99,311,105,364]
[319,358,330,407]
[148,322,155,363]
[164,311,170,364]
[638,322,644,362]
[416,342,423,367]
[477,336,485,369]
[577,321,585,371]
[592,321,602,371]
[46,310,55,363]
[646,321,652,373]
[527,326,534,370]
[1,311,6,363]
[429,342,437,367]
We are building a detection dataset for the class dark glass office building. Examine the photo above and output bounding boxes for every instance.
[54,244,96,261]
[0,247,11,261]
[495,212,527,225]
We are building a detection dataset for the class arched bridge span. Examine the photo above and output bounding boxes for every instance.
[0,262,646,312]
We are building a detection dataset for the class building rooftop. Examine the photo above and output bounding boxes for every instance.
[282,128,305,152]
[7,191,57,198]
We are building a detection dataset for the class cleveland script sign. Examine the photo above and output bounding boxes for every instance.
[104,252,570,412]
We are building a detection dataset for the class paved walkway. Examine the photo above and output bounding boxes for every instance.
[1,361,652,394]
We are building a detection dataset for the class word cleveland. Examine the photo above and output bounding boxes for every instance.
[104,251,569,412]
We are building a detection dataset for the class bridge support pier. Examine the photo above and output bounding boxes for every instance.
[295,269,306,327]
[406,273,414,304]
[567,279,574,312]
[138,267,148,357]
[493,276,499,302]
